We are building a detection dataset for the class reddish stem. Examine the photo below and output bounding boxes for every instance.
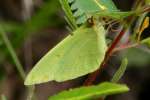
[106,28,126,57]
[112,43,139,53]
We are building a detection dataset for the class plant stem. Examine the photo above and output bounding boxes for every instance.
[0,27,25,80]
[0,26,35,100]
[105,27,127,59]
[27,86,35,100]
[83,0,145,87]
[83,15,135,86]
[112,43,139,53]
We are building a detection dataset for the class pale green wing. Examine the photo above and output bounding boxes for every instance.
[25,25,107,85]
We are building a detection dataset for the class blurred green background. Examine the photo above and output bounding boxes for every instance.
[0,0,150,100]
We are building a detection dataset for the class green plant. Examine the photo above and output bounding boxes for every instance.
[49,82,129,100]
[24,0,150,99]
[0,0,61,100]
[0,0,61,64]
[1,0,150,100]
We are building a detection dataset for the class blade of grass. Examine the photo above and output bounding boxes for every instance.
[0,25,35,100]
[0,25,25,79]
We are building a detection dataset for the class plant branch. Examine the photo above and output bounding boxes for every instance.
[112,43,139,53]
[27,86,35,100]
[83,0,146,87]
[83,15,134,86]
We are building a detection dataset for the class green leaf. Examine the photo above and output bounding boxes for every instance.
[111,58,128,83]
[48,82,129,100]
[141,37,150,48]
[69,0,118,24]
[92,11,134,20]
[119,48,150,67]
[25,24,107,85]
[60,0,78,30]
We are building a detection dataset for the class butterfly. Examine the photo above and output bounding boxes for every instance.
[25,23,107,85]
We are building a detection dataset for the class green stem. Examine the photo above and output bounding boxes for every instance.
[0,26,25,80]
[0,26,35,100]
[27,86,35,100]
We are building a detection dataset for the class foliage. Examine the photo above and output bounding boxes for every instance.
[60,0,78,30]
[69,0,118,24]
[111,58,128,83]
[0,0,61,63]
[141,37,150,47]
[24,0,150,99]
[25,0,136,85]
[49,82,129,100]
[0,0,150,100]
[120,48,150,67]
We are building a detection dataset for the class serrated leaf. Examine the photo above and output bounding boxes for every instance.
[60,0,78,30]
[25,24,107,85]
[69,0,118,24]
[48,82,129,100]
[111,58,128,83]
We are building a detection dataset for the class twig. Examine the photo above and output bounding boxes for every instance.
[112,43,139,53]
[83,0,145,87]
[27,86,35,100]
